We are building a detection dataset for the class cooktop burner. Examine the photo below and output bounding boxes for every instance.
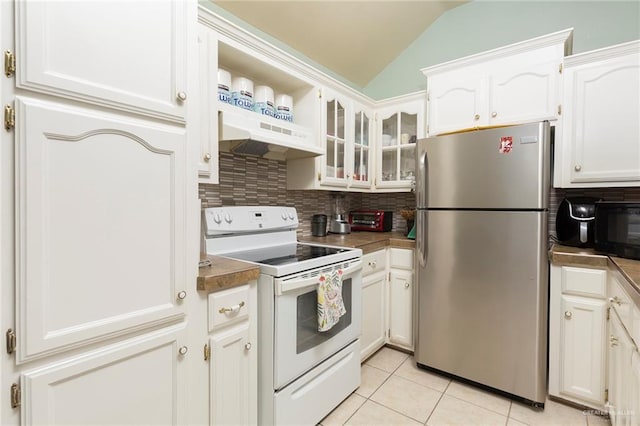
[225,244,348,266]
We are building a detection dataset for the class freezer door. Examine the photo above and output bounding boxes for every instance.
[415,122,550,209]
[414,209,548,404]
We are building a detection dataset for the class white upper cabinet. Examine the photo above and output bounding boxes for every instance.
[16,0,190,122]
[350,101,374,189]
[197,22,219,183]
[321,89,350,187]
[375,93,425,191]
[554,40,640,188]
[423,29,572,136]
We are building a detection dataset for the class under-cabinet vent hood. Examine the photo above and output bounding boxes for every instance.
[218,103,323,161]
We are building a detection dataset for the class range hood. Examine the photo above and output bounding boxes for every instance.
[218,103,323,161]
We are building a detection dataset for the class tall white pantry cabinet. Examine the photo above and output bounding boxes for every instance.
[1,1,200,425]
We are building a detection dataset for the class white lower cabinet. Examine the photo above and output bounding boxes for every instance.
[21,324,187,425]
[388,270,413,350]
[388,248,414,351]
[608,311,635,426]
[360,247,414,360]
[549,265,608,409]
[361,271,386,361]
[360,250,387,361]
[207,282,257,425]
[608,273,640,426]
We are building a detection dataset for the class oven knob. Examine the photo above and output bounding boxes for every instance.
[288,212,295,220]
[281,211,288,220]
[224,213,232,223]
[213,213,222,224]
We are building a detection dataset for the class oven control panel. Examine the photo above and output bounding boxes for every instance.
[203,206,298,235]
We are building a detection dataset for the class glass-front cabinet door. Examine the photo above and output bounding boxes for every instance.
[351,103,374,189]
[322,89,349,187]
[376,96,425,189]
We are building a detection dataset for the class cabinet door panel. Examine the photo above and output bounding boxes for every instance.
[361,272,386,361]
[489,60,558,125]
[22,323,187,425]
[568,54,640,184]
[210,323,251,426]
[427,72,482,135]
[560,295,606,405]
[389,270,413,350]
[16,0,189,122]
[15,97,186,363]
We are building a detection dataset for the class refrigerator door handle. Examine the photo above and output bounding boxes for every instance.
[417,210,428,267]
[416,150,428,208]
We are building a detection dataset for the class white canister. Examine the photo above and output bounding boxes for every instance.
[231,77,254,111]
[253,85,275,117]
[274,94,294,122]
[217,68,232,104]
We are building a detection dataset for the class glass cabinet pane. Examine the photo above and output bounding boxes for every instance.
[400,146,415,181]
[400,112,417,142]
[362,114,369,147]
[382,113,398,147]
[326,100,335,137]
[337,101,345,140]
[326,138,336,178]
[381,150,397,181]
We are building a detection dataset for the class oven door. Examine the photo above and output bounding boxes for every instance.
[273,259,362,389]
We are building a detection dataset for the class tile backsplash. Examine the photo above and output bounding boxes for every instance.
[199,152,639,239]
[199,153,416,237]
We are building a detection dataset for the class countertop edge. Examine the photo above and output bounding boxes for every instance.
[197,255,260,293]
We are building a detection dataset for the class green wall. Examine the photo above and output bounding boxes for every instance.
[363,0,640,100]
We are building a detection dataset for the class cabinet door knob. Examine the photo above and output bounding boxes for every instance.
[609,296,623,306]
[244,342,252,351]
[176,91,187,102]
[474,114,480,121]
[574,165,582,172]
[491,111,497,118]
[404,282,410,289]
[564,311,572,319]
[178,346,188,355]
[204,153,212,162]
[177,291,187,300]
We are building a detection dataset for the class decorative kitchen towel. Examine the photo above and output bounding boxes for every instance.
[317,268,346,332]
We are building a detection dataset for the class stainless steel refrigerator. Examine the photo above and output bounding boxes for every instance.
[414,121,550,407]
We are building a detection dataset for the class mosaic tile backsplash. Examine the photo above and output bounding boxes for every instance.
[199,152,639,239]
[199,153,416,237]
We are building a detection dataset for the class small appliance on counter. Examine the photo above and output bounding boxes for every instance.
[329,194,351,234]
[556,197,600,247]
[311,214,328,237]
[349,210,393,232]
[594,201,640,260]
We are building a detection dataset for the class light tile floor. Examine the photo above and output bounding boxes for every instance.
[320,347,610,426]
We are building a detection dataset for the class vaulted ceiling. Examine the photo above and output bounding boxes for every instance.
[213,1,467,87]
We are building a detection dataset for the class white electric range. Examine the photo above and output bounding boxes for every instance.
[203,206,362,425]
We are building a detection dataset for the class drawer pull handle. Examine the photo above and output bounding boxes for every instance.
[219,301,245,314]
[368,261,377,268]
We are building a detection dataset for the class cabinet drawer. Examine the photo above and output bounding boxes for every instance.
[389,248,413,270]
[561,266,606,298]
[208,285,250,332]
[362,250,387,277]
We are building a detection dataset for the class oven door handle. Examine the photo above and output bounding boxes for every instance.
[276,260,362,295]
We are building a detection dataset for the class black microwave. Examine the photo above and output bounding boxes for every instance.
[594,201,640,260]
